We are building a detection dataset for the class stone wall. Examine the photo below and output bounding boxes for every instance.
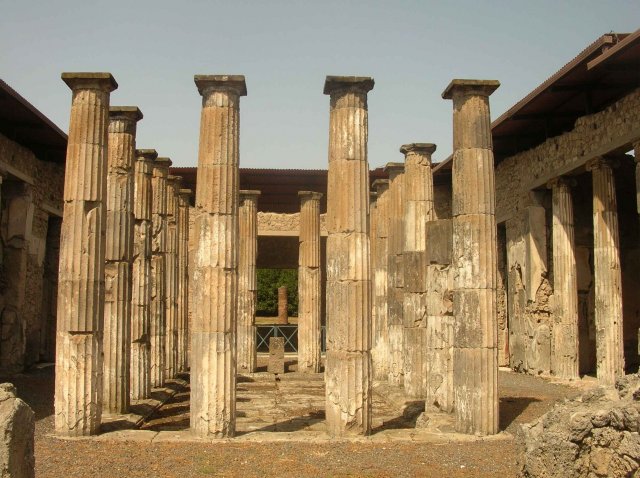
[258,212,327,236]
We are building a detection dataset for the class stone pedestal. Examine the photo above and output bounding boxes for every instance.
[324,76,374,436]
[103,106,142,414]
[55,72,117,436]
[298,191,323,373]
[384,162,405,387]
[164,175,181,380]
[177,189,191,372]
[587,157,624,386]
[443,79,500,436]
[191,75,246,438]
[547,177,579,380]
[237,190,260,373]
[130,149,156,400]
[371,179,389,381]
[150,157,171,387]
[400,143,436,399]
[277,286,289,324]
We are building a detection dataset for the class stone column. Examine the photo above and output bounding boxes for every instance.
[443,79,500,436]
[103,106,142,414]
[547,177,579,380]
[277,287,289,324]
[371,179,389,380]
[55,72,117,436]
[164,175,181,380]
[150,157,171,387]
[586,157,625,386]
[324,75,374,436]
[177,189,191,372]
[298,191,323,373]
[237,190,260,373]
[191,75,246,438]
[384,162,405,386]
[130,149,156,400]
[401,143,436,399]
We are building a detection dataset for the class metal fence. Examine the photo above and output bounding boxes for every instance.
[256,325,326,353]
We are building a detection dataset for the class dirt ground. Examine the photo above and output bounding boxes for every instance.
[7,364,590,478]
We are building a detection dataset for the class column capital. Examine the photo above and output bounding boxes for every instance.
[399,143,436,156]
[384,162,404,176]
[371,179,389,193]
[442,79,500,100]
[298,191,323,201]
[135,149,158,162]
[155,157,172,168]
[62,72,118,92]
[240,189,261,200]
[167,174,182,183]
[586,156,614,172]
[109,106,143,123]
[323,76,374,96]
[546,176,576,190]
[179,188,192,197]
[194,75,247,97]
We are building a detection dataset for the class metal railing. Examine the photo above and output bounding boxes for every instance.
[256,325,326,353]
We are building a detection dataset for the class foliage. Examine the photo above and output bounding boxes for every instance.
[256,268,298,317]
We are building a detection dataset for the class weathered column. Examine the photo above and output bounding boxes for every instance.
[586,157,625,386]
[55,72,117,436]
[130,149,156,400]
[324,75,374,436]
[401,143,436,399]
[237,190,260,373]
[384,162,405,386]
[277,287,289,324]
[164,175,181,380]
[298,191,323,373]
[103,106,142,414]
[150,157,171,387]
[443,79,500,435]
[191,75,246,437]
[634,142,640,214]
[371,179,389,381]
[177,189,191,372]
[547,177,579,380]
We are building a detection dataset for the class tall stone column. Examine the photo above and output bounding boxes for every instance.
[371,179,389,380]
[164,175,181,380]
[177,188,191,372]
[324,75,374,436]
[384,162,405,386]
[130,149,156,400]
[150,157,171,387]
[103,106,142,414]
[401,143,436,399]
[298,191,323,373]
[55,72,117,436]
[586,157,624,386]
[443,79,500,435]
[237,190,260,373]
[547,177,579,380]
[191,75,246,437]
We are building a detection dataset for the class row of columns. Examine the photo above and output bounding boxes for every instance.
[55,73,191,435]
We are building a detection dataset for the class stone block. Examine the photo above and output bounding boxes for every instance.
[403,327,428,399]
[403,251,426,293]
[403,293,427,328]
[424,219,452,265]
[453,289,497,348]
[425,265,453,316]
[452,214,497,290]
[425,316,454,412]
[326,233,369,282]
[268,337,285,374]
[325,279,370,352]
[0,384,34,478]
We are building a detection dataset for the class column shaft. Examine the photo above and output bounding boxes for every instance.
[55,72,117,436]
[177,189,191,372]
[371,180,389,380]
[164,175,180,379]
[324,76,374,436]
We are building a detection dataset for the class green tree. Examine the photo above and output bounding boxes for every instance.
[256,268,298,316]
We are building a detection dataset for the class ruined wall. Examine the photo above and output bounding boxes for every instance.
[257,212,327,235]
[496,88,640,376]
[0,133,64,372]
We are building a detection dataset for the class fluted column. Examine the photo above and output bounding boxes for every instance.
[324,76,374,436]
[401,143,436,399]
[298,191,323,373]
[150,157,171,387]
[587,157,625,386]
[55,72,117,436]
[103,106,142,414]
[547,177,579,380]
[191,75,246,438]
[384,162,405,386]
[371,179,389,380]
[443,79,500,435]
[237,190,260,373]
[130,149,156,400]
[177,189,191,372]
[164,175,181,380]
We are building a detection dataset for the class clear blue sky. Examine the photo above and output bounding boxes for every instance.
[2,1,638,169]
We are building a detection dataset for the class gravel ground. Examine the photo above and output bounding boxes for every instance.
[5,366,589,478]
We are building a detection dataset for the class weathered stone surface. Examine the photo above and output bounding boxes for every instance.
[424,219,452,265]
[371,180,389,381]
[635,142,640,214]
[164,175,180,380]
[0,383,35,478]
[177,189,191,372]
[298,191,322,373]
[55,72,117,436]
[237,190,259,373]
[425,316,454,413]
[191,74,245,438]
[268,337,285,374]
[324,75,373,436]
